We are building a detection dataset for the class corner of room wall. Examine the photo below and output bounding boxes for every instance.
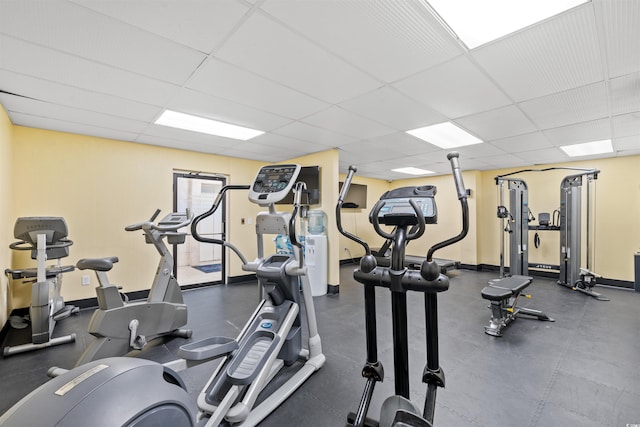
[0,104,14,326]
[285,149,341,287]
[476,156,640,282]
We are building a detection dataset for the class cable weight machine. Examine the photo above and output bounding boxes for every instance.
[495,167,607,301]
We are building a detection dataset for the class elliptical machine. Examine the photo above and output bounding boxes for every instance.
[73,209,193,366]
[337,153,469,427]
[0,164,325,427]
[4,217,79,356]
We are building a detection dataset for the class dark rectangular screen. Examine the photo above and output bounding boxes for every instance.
[276,165,321,205]
[338,181,367,209]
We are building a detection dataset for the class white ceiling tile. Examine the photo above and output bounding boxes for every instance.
[261,0,462,82]
[272,121,356,147]
[187,58,328,120]
[134,134,231,155]
[251,132,319,154]
[214,12,381,103]
[0,69,162,122]
[301,106,395,140]
[70,0,249,54]
[478,154,530,170]
[455,105,537,141]
[542,118,612,146]
[10,112,139,142]
[167,88,291,132]
[0,94,148,133]
[614,135,640,155]
[491,132,554,153]
[451,142,506,159]
[393,55,512,118]
[594,0,640,78]
[230,140,301,159]
[472,3,602,101]
[515,147,570,164]
[341,132,441,160]
[142,123,241,147]
[609,72,640,116]
[519,82,609,130]
[612,112,640,138]
[339,86,447,131]
[0,1,205,84]
[0,36,181,106]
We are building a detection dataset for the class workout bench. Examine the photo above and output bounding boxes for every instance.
[481,275,554,337]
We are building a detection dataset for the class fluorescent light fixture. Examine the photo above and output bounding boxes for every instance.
[406,122,482,149]
[560,139,613,157]
[427,0,588,49]
[155,110,264,140]
[392,167,435,176]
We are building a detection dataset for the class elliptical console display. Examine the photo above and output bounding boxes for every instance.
[248,164,301,206]
[371,185,437,226]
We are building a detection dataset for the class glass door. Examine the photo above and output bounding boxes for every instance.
[173,172,226,286]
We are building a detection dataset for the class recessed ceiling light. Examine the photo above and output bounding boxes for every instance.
[392,167,435,176]
[427,0,588,49]
[560,139,613,157]
[155,110,264,140]
[406,122,482,149]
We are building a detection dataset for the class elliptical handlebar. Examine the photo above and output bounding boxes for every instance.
[288,182,306,250]
[190,185,251,241]
[370,198,426,242]
[336,165,372,256]
[190,184,251,266]
[425,151,469,262]
[288,181,307,269]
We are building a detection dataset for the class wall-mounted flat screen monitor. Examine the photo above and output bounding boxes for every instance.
[338,181,367,209]
[276,165,321,205]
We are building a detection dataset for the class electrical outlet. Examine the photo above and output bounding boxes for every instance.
[81,275,91,286]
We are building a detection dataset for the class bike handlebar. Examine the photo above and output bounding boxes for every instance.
[125,209,194,233]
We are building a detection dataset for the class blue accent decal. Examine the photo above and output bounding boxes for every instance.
[261,322,273,329]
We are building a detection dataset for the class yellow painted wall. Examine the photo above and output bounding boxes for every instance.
[338,168,479,267]
[11,126,266,305]
[4,116,639,315]
[477,156,640,282]
[8,123,346,309]
[0,105,13,325]
[286,149,341,287]
[337,174,390,261]
[388,170,479,266]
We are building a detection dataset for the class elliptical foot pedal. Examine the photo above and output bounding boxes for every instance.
[226,330,279,385]
[178,336,237,361]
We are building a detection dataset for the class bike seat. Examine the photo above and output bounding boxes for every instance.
[76,257,119,272]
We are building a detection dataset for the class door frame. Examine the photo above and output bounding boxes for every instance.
[172,171,227,287]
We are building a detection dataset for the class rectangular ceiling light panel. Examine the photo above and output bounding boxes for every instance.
[406,121,482,148]
[560,139,613,157]
[155,110,264,140]
[427,0,589,49]
[392,167,435,176]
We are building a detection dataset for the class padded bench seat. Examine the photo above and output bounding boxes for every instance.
[481,275,532,301]
[480,274,553,337]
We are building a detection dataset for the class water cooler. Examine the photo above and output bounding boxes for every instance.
[305,210,327,296]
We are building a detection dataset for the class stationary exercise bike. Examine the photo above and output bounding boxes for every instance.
[73,209,193,366]
[337,153,469,427]
[4,217,79,357]
[0,164,325,427]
